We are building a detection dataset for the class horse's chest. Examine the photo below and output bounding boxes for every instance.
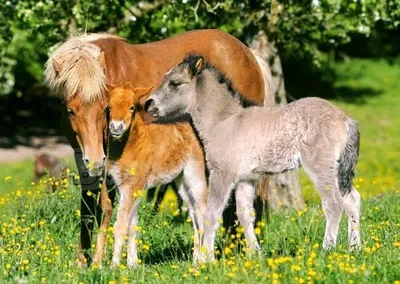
[108,162,122,186]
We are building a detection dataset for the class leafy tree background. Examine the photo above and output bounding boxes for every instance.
[0,0,399,98]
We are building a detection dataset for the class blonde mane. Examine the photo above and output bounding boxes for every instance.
[44,33,123,103]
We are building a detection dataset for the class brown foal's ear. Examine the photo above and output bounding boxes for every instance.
[105,82,116,93]
[134,86,154,106]
[52,59,62,75]
[98,51,106,70]
[133,86,154,97]
[188,56,204,77]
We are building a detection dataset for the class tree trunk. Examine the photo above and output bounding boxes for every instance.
[250,31,305,210]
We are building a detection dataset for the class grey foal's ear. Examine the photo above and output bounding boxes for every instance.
[188,56,205,77]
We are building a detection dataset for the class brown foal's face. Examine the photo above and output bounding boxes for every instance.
[65,95,108,176]
[108,86,153,140]
[108,87,136,139]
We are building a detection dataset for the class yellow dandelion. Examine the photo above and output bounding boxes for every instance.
[4,176,12,182]
[254,227,261,235]
[75,210,81,217]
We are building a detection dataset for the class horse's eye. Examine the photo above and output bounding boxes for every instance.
[104,105,110,113]
[67,109,75,116]
[130,106,136,112]
[169,80,181,88]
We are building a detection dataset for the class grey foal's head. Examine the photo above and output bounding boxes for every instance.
[145,55,205,118]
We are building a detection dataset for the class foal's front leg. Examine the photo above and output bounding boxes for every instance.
[181,164,208,263]
[202,171,236,261]
[127,198,141,268]
[93,175,116,267]
[235,181,261,254]
[111,184,137,267]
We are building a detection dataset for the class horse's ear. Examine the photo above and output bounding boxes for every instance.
[98,51,106,70]
[52,59,62,75]
[188,56,204,77]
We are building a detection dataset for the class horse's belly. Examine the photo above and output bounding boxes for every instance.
[145,162,184,189]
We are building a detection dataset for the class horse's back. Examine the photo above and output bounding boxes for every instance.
[92,30,265,105]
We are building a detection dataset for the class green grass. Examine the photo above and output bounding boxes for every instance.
[0,58,399,283]
[301,58,400,201]
[0,157,75,195]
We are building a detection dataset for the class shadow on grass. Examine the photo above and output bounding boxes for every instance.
[283,58,383,105]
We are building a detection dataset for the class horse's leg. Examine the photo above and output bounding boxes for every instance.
[111,183,136,267]
[203,171,236,261]
[235,180,260,253]
[181,161,208,263]
[93,174,116,266]
[74,151,102,267]
[127,198,141,268]
[303,158,343,250]
[343,188,361,249]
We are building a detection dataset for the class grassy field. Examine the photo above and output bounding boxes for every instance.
[0,58,399,283]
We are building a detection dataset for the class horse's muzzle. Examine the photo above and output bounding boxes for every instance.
[144,99,159,118]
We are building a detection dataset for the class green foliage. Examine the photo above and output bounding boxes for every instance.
[0,0,399,96]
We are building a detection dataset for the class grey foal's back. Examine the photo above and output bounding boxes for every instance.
[146,55,361,261]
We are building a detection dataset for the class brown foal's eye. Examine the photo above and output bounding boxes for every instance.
[67,109,75,116]
[130,105,136,112]
[104,105,110,113]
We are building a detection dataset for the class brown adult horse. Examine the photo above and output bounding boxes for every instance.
[45,29,272,266]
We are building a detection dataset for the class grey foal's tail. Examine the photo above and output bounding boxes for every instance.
[338,118,360,196]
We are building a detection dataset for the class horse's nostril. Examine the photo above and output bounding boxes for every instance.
[144,99,154,112]
[110,122,115,130]
[117,123,123,131]
[84,158,89,165]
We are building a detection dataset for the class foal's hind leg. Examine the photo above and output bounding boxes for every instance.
[343,188,361,249]
[203,171,236,261]
[303,162,343,250]
[235,181,260,253]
